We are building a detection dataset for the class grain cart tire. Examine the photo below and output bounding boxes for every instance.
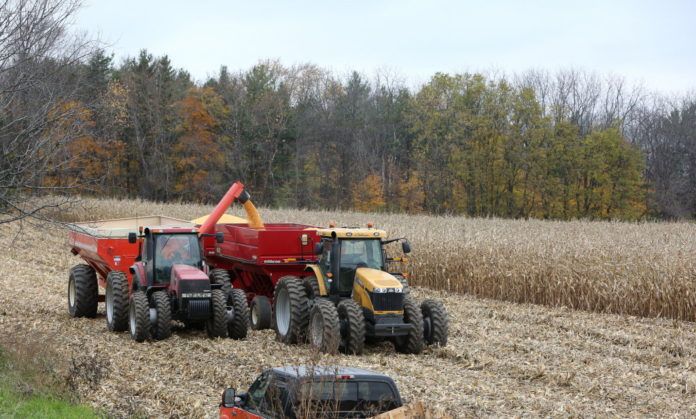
[227,288,250,340]
[337,299,366,355]
[210,269,232,297]
[273,276,309,344]
[309,299,340,354]
[250,295,272,330]
[421,299,449,347]
[394,274,410,295]
[68,264,98,318]
[206,289,228,338]
[105,271,129,332]
[151,290,172,340]
[129,290,150,342]
[393,296,425,354]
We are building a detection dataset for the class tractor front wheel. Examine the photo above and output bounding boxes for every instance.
[250,295,272,330]
[206,289,228,338]
[273,276,309,344]
[129,290,150,342]
[210,269,232,297]
[393,296,424,354]
[151,290,172,340]
[421,299,448,347]
[309,299,340,354]
[105,271,128,331]
[227,289,250,339]
[337,299,365,355]
[68,264,98,318]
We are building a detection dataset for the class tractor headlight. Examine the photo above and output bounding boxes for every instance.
[373,287,402,293]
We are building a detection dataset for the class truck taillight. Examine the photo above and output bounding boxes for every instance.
[337,375,354,380]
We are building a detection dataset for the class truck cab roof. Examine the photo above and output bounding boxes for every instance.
[271,366,392,381]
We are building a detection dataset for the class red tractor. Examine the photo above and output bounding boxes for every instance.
[67,182,252,341]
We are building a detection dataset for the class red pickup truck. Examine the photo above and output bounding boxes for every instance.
[220,366,403,418]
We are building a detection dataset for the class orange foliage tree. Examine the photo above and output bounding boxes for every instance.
[172,87,227,201]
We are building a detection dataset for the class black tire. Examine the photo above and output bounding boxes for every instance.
[394,274,410,295]
[227,288,250,339]
[206,289,228,338]
[393,296,424,354]
[250,295,272,330]
[105,271,128,332]
[309,299,340,354]
[303,275,322,299]
[129,290,150,342]
[210,268,232,297]
[68,264,98,318]
[151,290,172,340]
[337,299,366,355]
[273,276,309,344]
[421,299,449,347]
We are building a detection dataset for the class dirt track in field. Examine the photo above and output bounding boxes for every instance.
[2,221,696,418]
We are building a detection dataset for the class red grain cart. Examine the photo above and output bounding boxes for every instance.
[66,182,253,341]
[202,222,321,331]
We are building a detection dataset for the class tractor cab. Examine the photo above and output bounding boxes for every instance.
[129,228,203,284]
[316,227,391,297]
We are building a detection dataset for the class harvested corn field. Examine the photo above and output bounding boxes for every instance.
[1,199,696,417]
[58,197,696,321]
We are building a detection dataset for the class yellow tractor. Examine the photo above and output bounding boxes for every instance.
[288,225,449,355]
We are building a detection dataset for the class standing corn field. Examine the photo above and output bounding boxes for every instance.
[50,197,696,322]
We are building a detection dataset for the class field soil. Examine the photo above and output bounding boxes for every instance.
[2,220,696,417]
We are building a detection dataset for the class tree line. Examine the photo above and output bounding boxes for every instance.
[2,2,695,223]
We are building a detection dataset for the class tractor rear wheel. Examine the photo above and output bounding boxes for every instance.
[393,296,424,354]
[421,299,448,347]
[250,295,272,330]
[337,299,365,355]
[128,290,150,342]
[210,269,232,297]
[105,271,128,332]
[68,264,98,318]
[309,299,340,354]
[206,289,228,338]
[273,276,309,344]
[151,291,172,340]
[227,289,250,339]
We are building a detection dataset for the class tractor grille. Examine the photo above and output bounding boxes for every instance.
[369,292,404,312]
[187,299,211,320]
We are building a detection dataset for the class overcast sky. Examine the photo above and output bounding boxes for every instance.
[74,0,696,93]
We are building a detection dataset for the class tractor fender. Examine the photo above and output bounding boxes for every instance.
[129,262,147,291]
[304,265,328,296]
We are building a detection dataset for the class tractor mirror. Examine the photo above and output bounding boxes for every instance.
[222,388,236,407]
[215,232,224,244]
[402,240,411,254]
[128,232,137,244]
[314,243,323,255]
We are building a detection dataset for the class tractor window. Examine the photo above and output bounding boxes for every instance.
[153,234,201,283]
[340,240,382,270]
[338,239,383,295]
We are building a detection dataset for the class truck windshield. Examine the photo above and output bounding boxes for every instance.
[154,234,201,282]
[298,379,399,415]
[340,240,382,270]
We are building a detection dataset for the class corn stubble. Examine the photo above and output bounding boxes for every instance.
[63,197,696,321]
[2,197,696,416]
